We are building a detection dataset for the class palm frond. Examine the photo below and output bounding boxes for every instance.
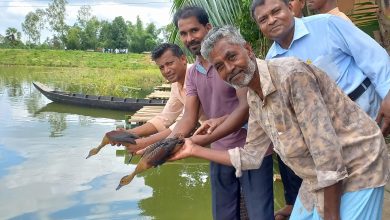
[169,0,245,60]
[348,2,379,36]
[169,0,271,59]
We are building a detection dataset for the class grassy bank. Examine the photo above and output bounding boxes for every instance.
[0,49,164,98]
[0,49,156,69]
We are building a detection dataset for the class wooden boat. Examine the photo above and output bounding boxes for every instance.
[33,82,167,111]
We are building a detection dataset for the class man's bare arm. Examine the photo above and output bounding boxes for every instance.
[169,138,232,166]
[125,128,172,153]
[169,95,201,137]
[324,181,342,220]
[190,87,249,146]
[376,90,390,136]
[128,122,158,137]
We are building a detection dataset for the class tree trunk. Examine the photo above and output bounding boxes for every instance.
[376,0,390,53]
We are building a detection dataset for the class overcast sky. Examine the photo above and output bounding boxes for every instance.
[0,0,173,42]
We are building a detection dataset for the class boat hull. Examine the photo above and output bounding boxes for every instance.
[33,82,167,111]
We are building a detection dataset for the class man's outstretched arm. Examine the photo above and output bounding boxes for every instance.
[190,87,249,146]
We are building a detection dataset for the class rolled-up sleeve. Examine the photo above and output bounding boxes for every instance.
[148,84,184,131]
[287,67,348,189]
[228,105,272,177]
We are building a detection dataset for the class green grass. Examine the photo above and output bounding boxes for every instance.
[0,49,165,98]
[0,49,156,69]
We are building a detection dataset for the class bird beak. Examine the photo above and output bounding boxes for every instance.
[86,154,91,159]
[116,184,123,191]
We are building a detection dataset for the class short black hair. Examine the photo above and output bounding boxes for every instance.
[250,0,289,20]
[151,43,184,61]
[173,6,209,28]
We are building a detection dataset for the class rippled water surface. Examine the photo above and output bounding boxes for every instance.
[0,66,284,220]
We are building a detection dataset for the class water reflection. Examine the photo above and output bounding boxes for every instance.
[0,66,285,220]
[0,67,213,219]
[5,79,24,98]
[34,102,130,137]
[116,150,212,219]
[35,102,130,121]
[140,164,211,219]
[0,145,25,179]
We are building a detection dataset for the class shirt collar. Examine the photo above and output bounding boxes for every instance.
[248,59,276,105]
[270,17,310,56]
[195,57,212,75]
[327,7,341,15]
[257,59,276,99]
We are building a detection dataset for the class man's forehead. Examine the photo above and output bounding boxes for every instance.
[215,39,241,51]
[156,52,177,63]
[178,16,202,28]
[255,0,285,11]
[211,40,242,59]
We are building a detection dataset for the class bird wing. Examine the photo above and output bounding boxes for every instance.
[145,138,184,167]
[106,130,139,144]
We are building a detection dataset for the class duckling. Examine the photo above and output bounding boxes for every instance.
[86,130,139,159]
[116,136,184,190]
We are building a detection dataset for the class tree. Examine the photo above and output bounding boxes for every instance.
[66,26,81,50]
[46,0,68,47]
[77,5,92,29]
[128,17,146,53]
[128,16,161,53]
[35,9,47,44]
[5,27,22,46]
[48,35,62,49]
[161,23,175,42]
[110,16,128,49]
[22,11,41,45]
[144,23,160,50]
[98,20,112,48]
[80,16,100,50]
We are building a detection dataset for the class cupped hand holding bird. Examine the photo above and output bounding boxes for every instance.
[168,138,199,161]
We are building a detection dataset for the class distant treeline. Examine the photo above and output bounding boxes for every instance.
[0,1,171,53]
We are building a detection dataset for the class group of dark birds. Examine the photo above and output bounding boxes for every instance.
[86,130,185,190]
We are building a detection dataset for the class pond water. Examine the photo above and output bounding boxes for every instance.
[0,67,284,220]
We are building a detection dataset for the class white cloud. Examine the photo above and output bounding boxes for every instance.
[0,122,153,219]
[6,1,38,17]
[91,3,172,27]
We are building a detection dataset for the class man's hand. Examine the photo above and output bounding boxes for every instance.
[168,138,198,161]
[324,181,342,220]
[194,115,228,135]
[122,139,148,154]
[376,92,390,136]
